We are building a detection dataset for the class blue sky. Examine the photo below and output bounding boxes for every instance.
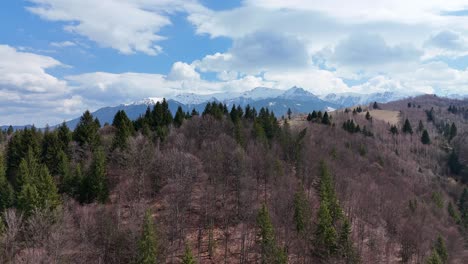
[1,0,468,126]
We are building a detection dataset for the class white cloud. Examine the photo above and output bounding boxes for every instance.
[0,45,87,126]
[28,0,206,55]
[50,41,76,48]
[0,45,66,93]
[168,62,200,81]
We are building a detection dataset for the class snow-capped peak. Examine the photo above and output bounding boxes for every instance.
[125,97,163,106]
[281,86,317,99]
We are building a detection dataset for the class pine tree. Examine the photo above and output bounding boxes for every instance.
[287,108,292,120]
[421,130,431,145]
[73,110,101,148]
[137,210,158,264]
[174,106,185,128]
[373,102,379,109]
[182,244,196,264]
[402,119,413,134]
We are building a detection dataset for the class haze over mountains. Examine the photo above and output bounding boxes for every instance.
[62,87,417,129]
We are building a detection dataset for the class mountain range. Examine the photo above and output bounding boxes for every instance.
[2,87,415,129]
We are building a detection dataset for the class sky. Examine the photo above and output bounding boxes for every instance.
[2,0,468,126]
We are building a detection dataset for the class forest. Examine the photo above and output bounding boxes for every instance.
[0,95,467,263]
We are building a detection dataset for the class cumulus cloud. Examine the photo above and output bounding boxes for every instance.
[168,62,200,81]
[327,33,422,67]
[193,31,310,74]
[28,0,205,55]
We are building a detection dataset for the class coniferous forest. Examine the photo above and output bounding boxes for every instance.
[0,96,468,263]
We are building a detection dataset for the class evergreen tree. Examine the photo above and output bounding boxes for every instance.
[17,183,40,217]
[41,130,62,175]
[57,121,71,154]
[315,200,338,257]
[322,112,331,125]
[365,111,371,120]
[36,165,60,210]
[174,106,185,128]
[181,244,196,264]
[73,110,101,148]
[449,122,457,142]
[421,130,431,145]
[137,210,158,264]
[0,156,14,211]
[434,236,448,264]
[447,202,461,223]
[6,127,41,184]
[373,102,379,109]
[257,204,276,263]
[426,250,442,264]
[319,162,342,221]
[448,150,462,175]
[402,119,413,134]
[339,219,359,263]
[287,108,292,120]
[311,111,318,120]
[6,125,13,135]
[191,108,199,116]
[79,148,108,204]
[111,110,134,150]
[256,204,285,264]
[293,186,310,235]
[417,120,424,133]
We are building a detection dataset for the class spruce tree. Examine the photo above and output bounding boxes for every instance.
[0,156,14,211]
[17,183,40,216]
[315,201,338,257]
[434,236,448,263]
[181,244,196,264]
[322,112,331,125]
[417,120,424,133]
[257,204,276,263]
[449,122,457,142]
[365,111,371,120]
[287,108,292,120]
[73,110,101,148]
[426,250,442,264]
[79,148,108,204]
[137,210,158,264]
[174,106,185,128]
[57,121,71,154]
[421,130,431,145]
[293,186,309,235]
[402,119,413,134]
[112,110,133,150]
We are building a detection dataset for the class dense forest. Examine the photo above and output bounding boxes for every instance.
[0,96,467,263]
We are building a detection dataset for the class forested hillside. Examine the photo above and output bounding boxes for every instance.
[0,96,467,263]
